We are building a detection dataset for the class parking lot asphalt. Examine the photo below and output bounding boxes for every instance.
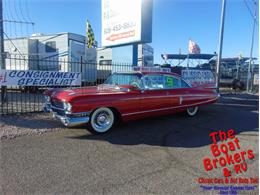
[1,94,259,195]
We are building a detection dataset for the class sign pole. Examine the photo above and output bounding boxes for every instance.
[216,0,226,92]
[132,44,138,66]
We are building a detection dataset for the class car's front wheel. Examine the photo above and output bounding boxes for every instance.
[186,106,198,116]
[88,107,115,134]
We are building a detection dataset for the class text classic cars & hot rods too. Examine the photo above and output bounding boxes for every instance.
[43,69,219,134]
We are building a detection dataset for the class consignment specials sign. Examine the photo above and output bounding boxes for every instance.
[0,70,81,86]
[102,0,142,47]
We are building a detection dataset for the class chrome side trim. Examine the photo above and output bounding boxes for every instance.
[122,97,219,116]
[121,94,217,101]
[71,111,90,117]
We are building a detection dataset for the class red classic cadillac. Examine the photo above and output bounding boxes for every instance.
[43,68,219,134]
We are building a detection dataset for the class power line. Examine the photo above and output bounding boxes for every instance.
[6,0,14,21]
[18,0,27,22]
[3,31,29,68]
[3,0,35,54]
[1,19,34,25]
[244,0,254,18]
[3,31,24,58]
[24,0,33,25]
[243,0,259,25]
[13,0,20,21]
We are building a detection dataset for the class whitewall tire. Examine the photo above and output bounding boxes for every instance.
[88,107,115,134]
[186,106,198,117]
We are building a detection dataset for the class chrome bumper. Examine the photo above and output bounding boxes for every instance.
[43,103,89,127]
[52,112,89,127]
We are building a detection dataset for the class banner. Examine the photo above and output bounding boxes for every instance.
[182,69,216,87]
[0,70,81,86]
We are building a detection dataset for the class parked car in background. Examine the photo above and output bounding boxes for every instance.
[43,69,219,134]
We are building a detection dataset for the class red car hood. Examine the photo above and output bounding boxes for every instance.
[44,85,136,101]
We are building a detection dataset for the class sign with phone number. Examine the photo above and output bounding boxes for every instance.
[102,0,142,47]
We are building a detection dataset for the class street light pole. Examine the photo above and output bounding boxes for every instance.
[216,0,226,92]
[246,0,257,92]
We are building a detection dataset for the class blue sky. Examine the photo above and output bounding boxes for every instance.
[3,0,259,64]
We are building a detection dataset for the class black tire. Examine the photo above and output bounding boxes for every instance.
[87,107,115,134]
[186,106,199,117]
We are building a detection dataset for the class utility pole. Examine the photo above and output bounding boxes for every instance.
[216,0,226,92]
[0,0,5,69]
[0,0,6,105]
[246,0,257,92]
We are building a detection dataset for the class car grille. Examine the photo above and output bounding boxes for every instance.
[51,99,65,115]
[51,99,64,109]
[52,108,65,115]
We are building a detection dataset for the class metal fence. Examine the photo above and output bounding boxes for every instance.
[1,54,259,115]
[0,54,133,114]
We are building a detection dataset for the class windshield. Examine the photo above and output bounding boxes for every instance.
[104,73,143,88]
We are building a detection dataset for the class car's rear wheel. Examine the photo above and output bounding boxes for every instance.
[88,107,115,134]
[186,106,198,116]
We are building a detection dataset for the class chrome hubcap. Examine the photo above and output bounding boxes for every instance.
[97,115,106,123]
[94,111,112,131]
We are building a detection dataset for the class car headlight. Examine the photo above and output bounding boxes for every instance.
[63,102,72,111]
[44,95,51,103]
